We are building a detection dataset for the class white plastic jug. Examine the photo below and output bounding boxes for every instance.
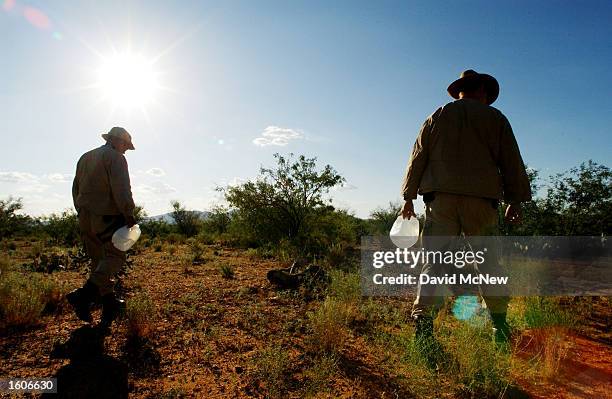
[389,216,419,248]
[112,224,141,251]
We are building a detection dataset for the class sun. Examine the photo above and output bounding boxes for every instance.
[96,52,160,109]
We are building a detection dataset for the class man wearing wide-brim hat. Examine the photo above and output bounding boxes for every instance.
[68,127,137,328]
[400,70,532,353]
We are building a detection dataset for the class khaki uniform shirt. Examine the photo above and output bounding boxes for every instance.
[401,99,532,203]
[72,143,135,217]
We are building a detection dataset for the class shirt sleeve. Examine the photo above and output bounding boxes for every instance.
[401,114,434,200]
[498,116,532,203]
[108,153,136,217]
[72,158,81,212]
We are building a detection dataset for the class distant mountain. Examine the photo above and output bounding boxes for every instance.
[144,210,210,224]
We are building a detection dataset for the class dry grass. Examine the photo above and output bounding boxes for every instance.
[125,292,156,339]
[0,269,62,329]
[307,297,356,354]
[250,345,291,399]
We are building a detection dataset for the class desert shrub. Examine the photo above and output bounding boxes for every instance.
[140,218,174,238]
[0,254,13,275]
[221,153,352,255]
[371,327,439,398]
[508,297,575,330]
[0,197,36,239]
[170,201,201,237]
[508,297,574,379]
[0,271,63,329]
[437,317,513,397]
[40,210,80,247]
[302,353,338,397]
[200,205,231,235]
[368,201,402,235]
[25,250,72,273]
[125,292,156,339]
[29,241,45,258]
[307,297,355,353]
[250,345,291,399]
[219,264,234,279]
[165,232,185,245]
[503,161,611,236]
[328,270,360,302]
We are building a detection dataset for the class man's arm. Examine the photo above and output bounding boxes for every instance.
[108,153,136,225]
[400,114,434,218]
[498,116,532,204]
[72,159,81,214]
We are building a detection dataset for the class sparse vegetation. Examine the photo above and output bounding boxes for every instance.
[125,292,156,339]
[250,345,292,399]
[219,263,234,279]
[0,270,63,329]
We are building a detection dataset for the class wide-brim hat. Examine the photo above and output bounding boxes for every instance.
[447,69,499,105]
[101,127,135,150]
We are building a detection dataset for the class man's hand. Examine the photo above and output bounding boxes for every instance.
[401,200,417,219]
[125,215,136,228]
[504,203,522,225]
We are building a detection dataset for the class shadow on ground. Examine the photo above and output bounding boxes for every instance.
[43,325,128,399]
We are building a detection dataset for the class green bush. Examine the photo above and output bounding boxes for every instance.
[250,345,291,399]
[140,219,174,238]
[221,153,348,255]
[125,292,156,339]
[219,264,234,279]
[0,271,63,329]
[40,210,80,247]
[0,197,36,239]
[170,201,201,237]
[307,297,355,354]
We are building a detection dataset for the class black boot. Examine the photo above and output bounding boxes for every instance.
[66,281,99,323]
[99,293,126,328]
[491,313,511,345]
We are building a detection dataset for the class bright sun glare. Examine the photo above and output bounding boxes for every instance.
[96,53,159,109]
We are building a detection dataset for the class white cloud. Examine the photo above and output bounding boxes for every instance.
[134,181,177,195]
[17,184,50,193]
[0,171,38,183]
[253,126,303,147]
[332,183,358,192]
[45,173,72,183]
[146,167,166,177]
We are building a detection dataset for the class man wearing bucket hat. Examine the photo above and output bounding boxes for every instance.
[400,70,532,351]
[68,127,137,328]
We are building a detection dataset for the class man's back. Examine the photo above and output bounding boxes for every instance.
[72,143,135,217]
[402,98,531,203]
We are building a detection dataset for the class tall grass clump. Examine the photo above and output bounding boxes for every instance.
[302,353,338,397]
[437,317,513,397]
[307,297,355,353]
[125,292,156,339]
[327,269,360,302]
[371,326,440,398]
[250,345,291,399]
[0,270,62,329]
[509,297,574,379]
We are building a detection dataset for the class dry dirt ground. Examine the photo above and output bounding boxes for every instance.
[1,243,611,398]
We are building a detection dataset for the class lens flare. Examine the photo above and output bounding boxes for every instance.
[23,6,51,29]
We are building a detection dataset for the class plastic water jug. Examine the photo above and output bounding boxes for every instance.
[389,216,419,248]
[112,224,141,251]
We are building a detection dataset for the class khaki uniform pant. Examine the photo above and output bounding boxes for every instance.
[411,192,509,317]
[78,210,126,296]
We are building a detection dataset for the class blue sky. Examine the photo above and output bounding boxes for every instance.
[1,0,610,217]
